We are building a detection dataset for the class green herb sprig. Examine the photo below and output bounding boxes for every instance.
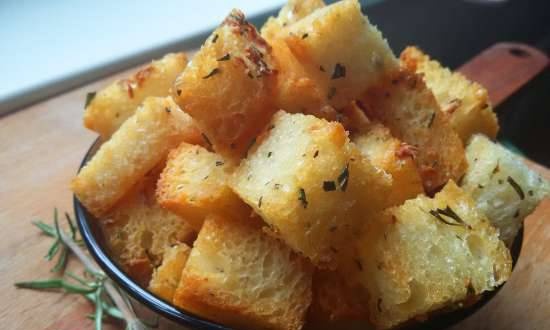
[15,210,150,330]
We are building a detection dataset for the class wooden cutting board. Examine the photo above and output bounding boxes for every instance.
[0,43,548,330]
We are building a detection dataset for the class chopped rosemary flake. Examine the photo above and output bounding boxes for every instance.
[528,190,534,196]
[498,179,504,184]
[429,210,459,226]
[245,137,256,156]
[331,63,346,79]
[323,181,336,192]
[429,206,470,228]
[201,133,212,147]
[267,151,272,158]
[427,112,436,128]
[337,164,349,192]
[203,175,209,180]
[274,183,281,190]
[301,33,309,39]
[319,65,325,72]
[202,68,220,79]
[212,34,218,43]
[354,258,363,271]
[327,87,336,100]
[507,176,525,200]
[84,92,96,108]
[313,150,319,158]
[215,161,224,166]
[298,188,308,208]
[491,162,500,175]
[217,53,231,61]
[478,184,484,189]
[514,209,520,218]
[258,196,263,208]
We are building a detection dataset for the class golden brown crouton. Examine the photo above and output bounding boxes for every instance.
[101,174,196,287]
[361,69,467,192]
[401,46,498,142]
[148,243,191,302]
[84,53,188,139]
[72,97,198,217]
[461,135,550,245]
[172,10,277,161]
[353,122,424,207]
[356,181,512,329]
[231,111,391,269]
[281,0,399,110]
[156,142,250,230]
[307,270,369,323]
[261,0,326,40]
[173,214,313,330]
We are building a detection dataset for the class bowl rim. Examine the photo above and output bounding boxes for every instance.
[74,137,523,330]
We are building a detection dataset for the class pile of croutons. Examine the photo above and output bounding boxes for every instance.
[72,0,550,329]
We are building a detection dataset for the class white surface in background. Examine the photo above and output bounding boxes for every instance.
[0,0,283,107]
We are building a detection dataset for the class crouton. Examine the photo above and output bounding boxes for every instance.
[400,46,498,142]
[156,142,250,230]
[72,96,198,216]
[355,181,512,329]
[361,69,467,192]
[101,174,196,287]
[231,111,391,269]
[461,135,550,245]
[148,243,191,302]
[354,122,424,207]
[172,10,277,161]
[261,0,326,40]
[173,214,313,330]
[282,0,399,110]
[307,270,369,323]
[84,53,188,139]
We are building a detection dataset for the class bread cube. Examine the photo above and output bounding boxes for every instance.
[361,69,467,192]
[354,122,424,207]
[73,96,199,216]
[173,214,313,330]
[156,142,249,230]
[281,0,398,110]
[307,270,369,323]
[261,0,326,40]
[148,243,191,302]
[101,173,196,287]
[355,181,512,329]
[84,53,188,139]
[172,10,277,160]
[231,111,391,268]
[401,46,498,142]
[461,135,550,245]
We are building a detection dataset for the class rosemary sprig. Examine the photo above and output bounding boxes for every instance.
[32,208,82,273]
[15,210,150,330]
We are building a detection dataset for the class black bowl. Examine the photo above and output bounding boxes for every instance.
[75,138,523,330]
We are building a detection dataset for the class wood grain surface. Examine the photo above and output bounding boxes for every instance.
[1,47,549,330]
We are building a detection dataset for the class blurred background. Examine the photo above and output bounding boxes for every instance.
[1,0,549,163]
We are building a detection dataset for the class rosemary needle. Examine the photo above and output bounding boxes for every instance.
[15,210,150,330]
